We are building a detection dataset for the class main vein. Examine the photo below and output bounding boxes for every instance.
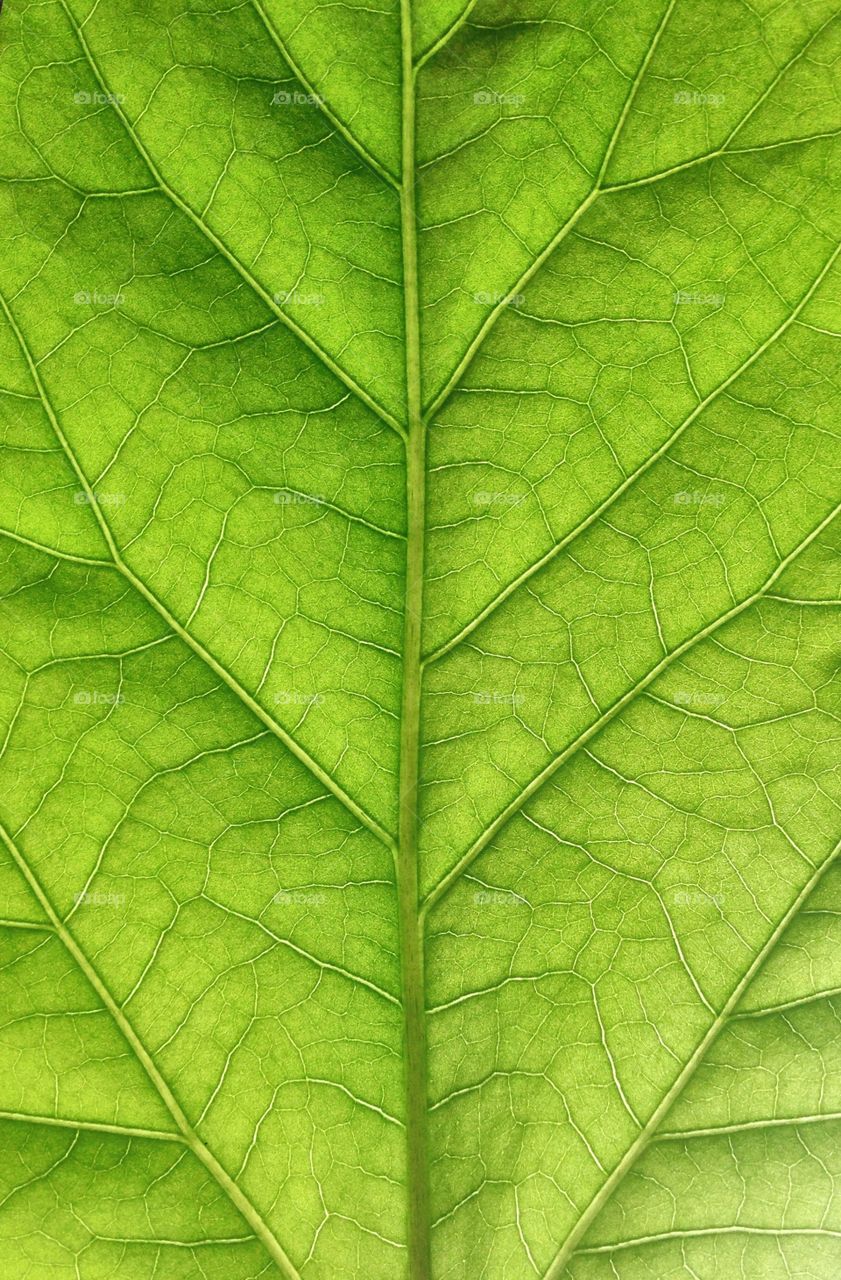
[396,3,432,1276]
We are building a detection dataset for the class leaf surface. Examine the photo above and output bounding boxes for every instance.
[0,1,839,1278]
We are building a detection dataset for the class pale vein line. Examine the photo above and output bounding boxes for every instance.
[413,0,481,72]
[766,595,841,607]
[0,526,113,568]
[422,188,598,424]
[97,1233,256,1248]
[423,239,840,666]
[423,17,837,429]
[0,1110,185,1143]
[249,0,400,189]
[592,982,643,1128]
[525,808,714,1016]
[284,1076,404,1127]
[57,0,405,440]
[541,834,841,1278]
[721,12,838,150]
[577,1226,841,1255]
[654,1112,841,1142]
[0,820,303,1280]
[601,128,841,195]
[596,0,679,186]
[423,502,840,912]
[734,985,841,1020]
[0,289,398,858]
[421,0,677,424]
[597,1,840,204]
[0,918,53,932]
[202,895,400,1005]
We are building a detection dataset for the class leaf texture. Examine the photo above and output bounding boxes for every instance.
[0,1,839,1278]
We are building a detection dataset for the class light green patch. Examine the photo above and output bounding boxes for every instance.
[0,1,839,1278]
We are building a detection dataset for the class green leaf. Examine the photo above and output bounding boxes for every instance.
[0,1,839,1278]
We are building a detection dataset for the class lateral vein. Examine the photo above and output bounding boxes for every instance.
[423,239,840,666]
[0,820,303,1280]
[413,0,481,72]
[249,0,401,190]
[540,833,841,1276]
[56,0,406,440]
[0,289,398,860]
[0,1110,185,1143]
[424,502,841,911]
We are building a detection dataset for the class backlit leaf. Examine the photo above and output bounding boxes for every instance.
[0,1,839,1277]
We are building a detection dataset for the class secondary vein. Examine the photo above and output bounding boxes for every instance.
[543,834,841,1277]
[0,289,398,859]
[0,820,303,1280]
[249,0,401,190]
[424,501,841,912]
[422,238,841,666]
[56,0,405,441]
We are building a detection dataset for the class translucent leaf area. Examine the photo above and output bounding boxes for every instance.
[0,1,839,1277]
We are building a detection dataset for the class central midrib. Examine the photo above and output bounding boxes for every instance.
[396,2,432,1278]
[391,6,683,1271]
